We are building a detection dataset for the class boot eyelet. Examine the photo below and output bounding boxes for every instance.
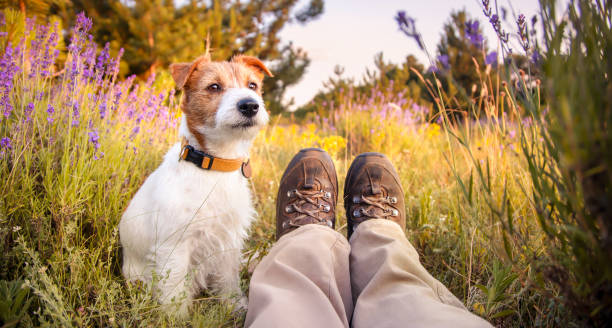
[285,205,294,213]
[326,220,333,227]
[392,209,399,216]
[321,204,331,212]
[324,191,331,199]
[353,209,362,218]
[389,196,398,204]
[352,195,361,203]
[287,189,297,198]
[282,221,288,229]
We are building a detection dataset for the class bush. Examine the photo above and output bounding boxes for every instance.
[445,0,611,324]
[522,0,612,323]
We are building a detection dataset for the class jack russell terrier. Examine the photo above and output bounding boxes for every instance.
[119,52,272,315]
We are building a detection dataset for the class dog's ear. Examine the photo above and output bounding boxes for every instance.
[232,55,274,78]
[170,54,211,89]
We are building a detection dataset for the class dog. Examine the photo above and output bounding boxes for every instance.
[119,52,272,315]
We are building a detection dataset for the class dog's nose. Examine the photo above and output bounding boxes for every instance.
[237,98,259,118]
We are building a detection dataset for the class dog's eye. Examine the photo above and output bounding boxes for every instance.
[248,82,258,90]
[207,83,221,92]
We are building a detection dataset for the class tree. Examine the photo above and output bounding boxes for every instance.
[0,0,66,17]
[263,44,310,115]
[53,0,324,114]
[296,53,429,118]
[368,53,426,102]
[433,10,493,117]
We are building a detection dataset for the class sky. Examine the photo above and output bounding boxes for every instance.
[279,0,541,109]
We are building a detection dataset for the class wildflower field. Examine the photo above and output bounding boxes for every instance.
[1,0,611,327]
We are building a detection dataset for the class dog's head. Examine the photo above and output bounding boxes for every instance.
[170,54,273,155]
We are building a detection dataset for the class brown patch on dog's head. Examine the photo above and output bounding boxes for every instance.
[169,54,211,89]
[170,54,272,151]
[231,55,274,80]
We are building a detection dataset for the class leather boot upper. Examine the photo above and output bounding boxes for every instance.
[344,152,406,239]
[276,148,338,240]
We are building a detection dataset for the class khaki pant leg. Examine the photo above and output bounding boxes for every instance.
[245,224,353,328]
[349,219,492,328]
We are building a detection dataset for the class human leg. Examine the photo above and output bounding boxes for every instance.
[344,153,492,328]
[245,148,353,328]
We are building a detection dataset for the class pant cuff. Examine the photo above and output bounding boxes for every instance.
[279,223,349,247]
[350,219,404,243]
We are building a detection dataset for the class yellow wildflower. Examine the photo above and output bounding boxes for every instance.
[320,135,347,158]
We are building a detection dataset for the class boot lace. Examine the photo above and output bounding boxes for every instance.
[351,194,399,220]
[284,188,333,228]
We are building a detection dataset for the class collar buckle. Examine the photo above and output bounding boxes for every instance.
[179,144,191,161]
[200,152,214,170]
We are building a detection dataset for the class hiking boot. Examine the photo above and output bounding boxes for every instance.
[344,152,406,239]
[276,148,338,240]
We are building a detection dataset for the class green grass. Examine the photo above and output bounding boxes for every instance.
[2,83,551,326]
[2,0,611,326]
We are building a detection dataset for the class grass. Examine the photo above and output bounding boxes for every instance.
[1,1,610,326]
[0,77,554,326]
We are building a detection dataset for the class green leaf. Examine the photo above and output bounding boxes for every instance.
[491,309,515,319]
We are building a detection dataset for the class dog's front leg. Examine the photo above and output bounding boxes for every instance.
[209,248,246,309]
[154,243,195,317]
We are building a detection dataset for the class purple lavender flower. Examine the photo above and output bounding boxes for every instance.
[98,99,107,119]
[522,117,532,127]
[485,51,498,67]
[88,130,100,150]
[395,11,424,50]
[67,12,94,85]
[0,136,10,157]
[95,42,110,84]
[517,14,530,51]
[108,48,124,78]
[40,23,60,77]
[131,125,140,137]
[112,88,124,114]
[531,50,541,64]
[24,102,34,122]
[25,17,35,32]
[428,65,440,73]
[94,151,104,160]
[437,55,450,69]
[46,104,54,123]
[0,43,20,118]
[0,137,11,149]
[75,12,93,34]
[465,20,484,47]
[72,101,80,126]
[81,37,97,81]
[490,14,499,25]
[28,23,51,77]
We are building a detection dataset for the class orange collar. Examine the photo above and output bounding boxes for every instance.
[179,137,252,178]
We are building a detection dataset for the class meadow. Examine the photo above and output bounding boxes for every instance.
[0,1,610,327]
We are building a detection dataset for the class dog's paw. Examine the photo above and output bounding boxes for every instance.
[230,296,248,315]
[237,296,248,310]
[160,299,191,319]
